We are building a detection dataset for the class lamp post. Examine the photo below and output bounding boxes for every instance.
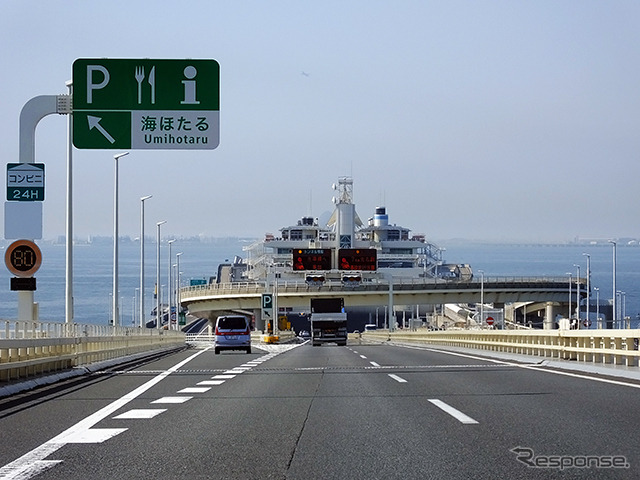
[594,287,600,329]
[156,221,166,329]
[609,240,617,329]
[134,287,139,327]
[583,253,590,328]
[176,252,183,329]
[112,152,129,327]
[167,239,175,330]
[617,291,626,328]
[573,264,580,328]
[139,195,152,328]
[172,263,178,329]
[478,270,484,327]
[65,80,74,324]
[566,272,572,325]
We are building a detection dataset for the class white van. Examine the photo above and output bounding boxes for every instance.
[214,315,251,354]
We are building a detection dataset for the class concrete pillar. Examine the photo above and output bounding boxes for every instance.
[544,302,557,330]
[254,309,266,332]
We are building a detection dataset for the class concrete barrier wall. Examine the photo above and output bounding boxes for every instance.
[0,320,185,382]
[363,329,640,367]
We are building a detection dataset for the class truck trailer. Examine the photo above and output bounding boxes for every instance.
[310,298,348,346]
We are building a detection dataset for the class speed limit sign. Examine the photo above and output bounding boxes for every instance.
[5,239,42,277]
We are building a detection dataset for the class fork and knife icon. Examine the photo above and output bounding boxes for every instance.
[134,66,155,104]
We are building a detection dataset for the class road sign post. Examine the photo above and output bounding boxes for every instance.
[5,239,42,322]
[72,59,219,150]
[262,293,274,331]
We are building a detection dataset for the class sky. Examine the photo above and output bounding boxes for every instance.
[2,1,640,243]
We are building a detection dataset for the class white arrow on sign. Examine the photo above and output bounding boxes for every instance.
[87,115,116,144]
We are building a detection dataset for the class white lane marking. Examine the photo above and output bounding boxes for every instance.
[418,346,640,390]
[197,380,226,386]
[0,459,61,479]
[212,374,236,380]
[428,399,479,424]
[224,369,246,374]
[113,409,166,420]
[370,361,381,367]
[388,374,407,383]
[359,355,367,359]
[0,347,210,480]
[152,396,192,404]
[65,428,127,443]
[178,387,211,394]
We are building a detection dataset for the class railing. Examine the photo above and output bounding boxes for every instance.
[363,329,640,367]
[0,320,185,382]
[180,276,581,299]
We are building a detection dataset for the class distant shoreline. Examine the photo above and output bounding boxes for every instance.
[2,236,638,248]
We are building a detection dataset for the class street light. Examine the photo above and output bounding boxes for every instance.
[566,272,572,325]
[176,252,183,329]
[583,253,590,328]
[134,287,139,327]
[156,220,166,329]
[609,240,617,329]
[65,81,73,324]
[167,239,175,330]
[617,291,626,328]
[112,151,129,327]
[594,287,600,329]
[478,270,484,327]
[140,195,152,328]
[573,264,580,328]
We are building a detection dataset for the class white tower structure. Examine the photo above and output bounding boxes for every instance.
[333,177,355,249]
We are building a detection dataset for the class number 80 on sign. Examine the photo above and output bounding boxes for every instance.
[5,240,42,277]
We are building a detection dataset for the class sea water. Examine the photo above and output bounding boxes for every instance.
[0,238,247,326]
[443,242,640,328]
[1,239,638,328]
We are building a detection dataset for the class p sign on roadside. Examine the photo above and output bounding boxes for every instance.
[261,293,274,320]
[72,58,219,150]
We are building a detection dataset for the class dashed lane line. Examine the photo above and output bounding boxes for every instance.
[152,397,192,404]
[388,374,407,383]
[177,387,211,394]
[428,399,479,425]
[113,409,166,420]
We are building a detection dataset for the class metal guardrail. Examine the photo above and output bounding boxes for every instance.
[0,320,185,382]
[363,329,640,367]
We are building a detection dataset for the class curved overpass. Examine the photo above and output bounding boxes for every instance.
[180,276,587,323]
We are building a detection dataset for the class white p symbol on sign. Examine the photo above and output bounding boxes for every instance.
[262,294,273,310]
[86,65,110,104]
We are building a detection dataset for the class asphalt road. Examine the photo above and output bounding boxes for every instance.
[1,340,639,479]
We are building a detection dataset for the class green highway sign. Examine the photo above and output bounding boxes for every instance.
[72,58,219,150]
[6,163,45,201]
